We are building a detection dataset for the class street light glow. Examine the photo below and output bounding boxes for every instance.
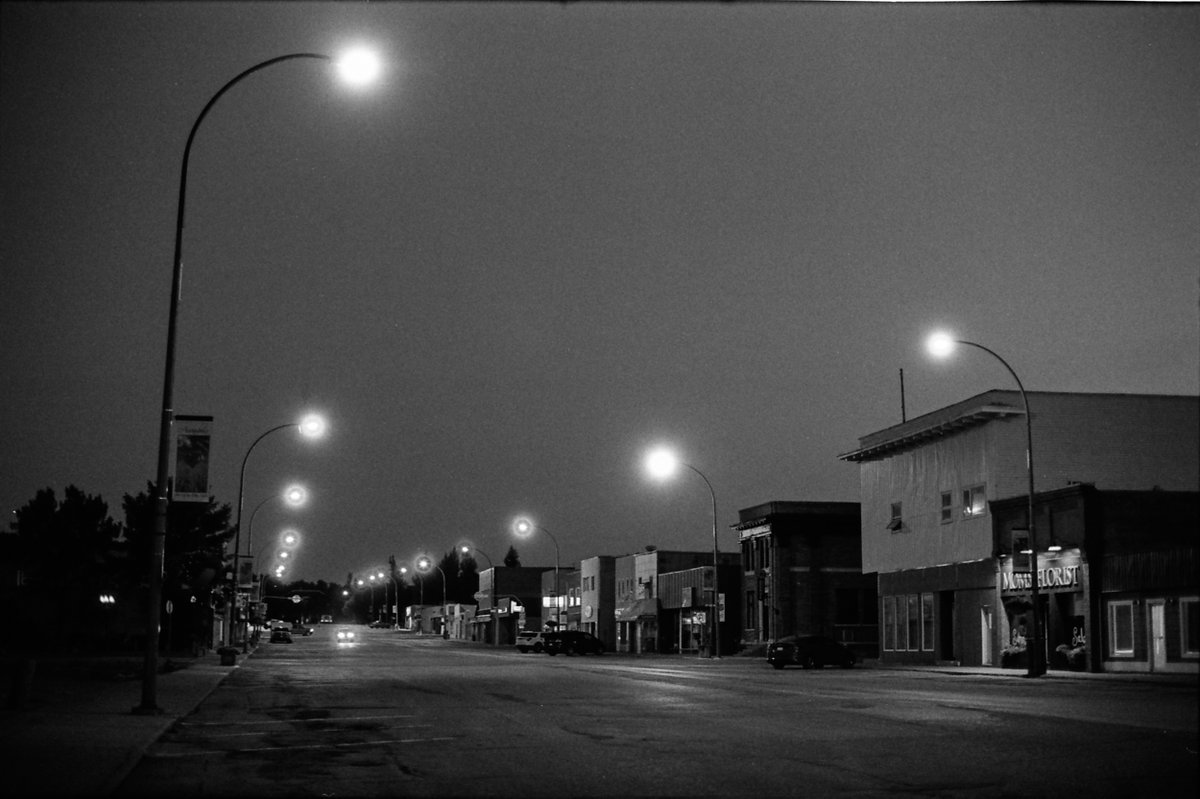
[644,447,679,480]
[283,484,308,506]
[926,331,957,358]
[337,47,381,87]
[280,529,299,548]
[298,414,327,439]
[512,517,534,537]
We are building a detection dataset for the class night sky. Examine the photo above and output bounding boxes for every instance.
[2,2,1197,583]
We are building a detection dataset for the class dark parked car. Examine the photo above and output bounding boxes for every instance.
[269,628,293,644]
[545,630,604,656]
[767,635,856,669]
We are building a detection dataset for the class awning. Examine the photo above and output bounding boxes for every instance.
[614,598,659,622]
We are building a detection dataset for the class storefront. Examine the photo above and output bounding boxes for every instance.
[614,599,659,653]
[998,548,1086,671]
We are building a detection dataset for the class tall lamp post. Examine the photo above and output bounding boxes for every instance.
[230,416,325,650]
[645,446,722,659]
[139,48,380,715]
[512,518,561,630]
[927,331,1043,678]
[416,556,449,639]
[462,544,498,645]
[241,484,307,649]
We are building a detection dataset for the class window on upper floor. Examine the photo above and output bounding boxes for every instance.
[961,484,987,518]
[940,491,953,523]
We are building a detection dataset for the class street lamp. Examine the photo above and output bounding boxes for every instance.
[462,544,498,645]
[926,331,1043,678]
[139,48,380,715]
[644,445,722,659]
[229,418,325,651]
[416,556,448,639]
[512,517,561,631]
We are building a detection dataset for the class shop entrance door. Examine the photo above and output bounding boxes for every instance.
[1148,600,1167,672]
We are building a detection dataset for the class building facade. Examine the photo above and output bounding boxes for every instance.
[840,390,1198,671]
[613,549,739,654]
[580,556,616,648]
[735,501,877,661]
[471,566,551,645]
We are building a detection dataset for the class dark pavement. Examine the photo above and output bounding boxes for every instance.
[1,643,1194,798]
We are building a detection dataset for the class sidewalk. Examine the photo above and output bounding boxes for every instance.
[0,650,238,797]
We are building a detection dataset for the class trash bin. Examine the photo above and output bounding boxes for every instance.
[218,647,238,666]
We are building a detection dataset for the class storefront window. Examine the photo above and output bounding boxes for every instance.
[1182,598,1199,657]
[906,595,920,651]
[1108,600,1134,656]
[921,593,935,652]
[883,596,896,651]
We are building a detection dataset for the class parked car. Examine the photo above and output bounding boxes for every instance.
[545,631,604,656]
[516,630,548,653]
[766,635,856,669]
[336,628,357,643]
[269,628,293,644]
[368,619,391,629]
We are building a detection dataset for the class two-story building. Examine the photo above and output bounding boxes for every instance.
[839,390,1198,670]
[613,549,739,654]
[735,500,877,661]
[580,556,616,649]
[471,566,552,645]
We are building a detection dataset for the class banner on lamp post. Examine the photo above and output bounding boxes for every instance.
[173,415,214,502]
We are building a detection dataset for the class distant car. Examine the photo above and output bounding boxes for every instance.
[368,619,391,629]
[291,623,314,636]
[336,628,357,643]
[516,630,548,653]
[545,630,604,656]
[766,635,856,670]
[269,628,293,644]
[319,615,333,624]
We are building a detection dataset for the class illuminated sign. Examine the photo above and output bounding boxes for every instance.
[1001,550,1081,592]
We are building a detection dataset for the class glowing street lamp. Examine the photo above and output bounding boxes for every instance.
[462,544,498,645]
[926,330,1043,678]
[140,47,380,715]
[229,418,325,651]
[415,556,448,638]
[644,445,722,659]
[512,517,561,630]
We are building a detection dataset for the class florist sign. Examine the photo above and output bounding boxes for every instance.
[1001,550,1081,593]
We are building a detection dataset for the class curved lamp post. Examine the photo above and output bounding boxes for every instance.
[462,544,498,645]
[140,48,379,714]
[645,446,721,659]
[512,518,561,630]
[228,418,324,650]
[416,556,449,639]
[927,331,1043,678]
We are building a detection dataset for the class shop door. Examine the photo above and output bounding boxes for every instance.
[1148,601,1167,672]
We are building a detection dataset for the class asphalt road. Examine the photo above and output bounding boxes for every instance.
[115,626,1198,797]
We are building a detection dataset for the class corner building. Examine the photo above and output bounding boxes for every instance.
[840,390,1198,671]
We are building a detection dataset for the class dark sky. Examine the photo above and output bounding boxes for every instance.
[2,2,1197,583]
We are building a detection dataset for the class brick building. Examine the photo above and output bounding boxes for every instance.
[735,501,877,660]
